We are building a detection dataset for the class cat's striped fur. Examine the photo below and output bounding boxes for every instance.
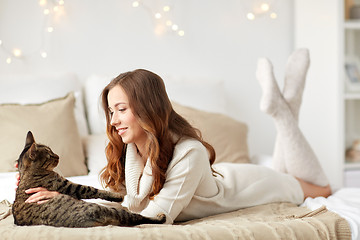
[12,131,166,228]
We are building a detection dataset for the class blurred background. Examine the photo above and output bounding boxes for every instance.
[0,0,294,154]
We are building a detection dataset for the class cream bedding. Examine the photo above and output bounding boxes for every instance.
[0,199,351,240]
[0,170,356,240]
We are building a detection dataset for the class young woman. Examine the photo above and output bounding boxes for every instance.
[22,49,331,224]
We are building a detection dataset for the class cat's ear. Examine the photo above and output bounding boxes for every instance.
[25,131,35,147]
[28,144,37,160]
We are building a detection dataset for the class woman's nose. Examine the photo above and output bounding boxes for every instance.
[110,112,120,126]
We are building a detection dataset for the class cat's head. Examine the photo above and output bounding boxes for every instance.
[17,131,59,174]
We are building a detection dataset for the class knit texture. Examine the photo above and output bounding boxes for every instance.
[122,143,153,212]
[0,200,351,240]
[256,49,329,187]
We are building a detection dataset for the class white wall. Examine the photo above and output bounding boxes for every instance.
[294,0,343,189]
[0,0,294,157]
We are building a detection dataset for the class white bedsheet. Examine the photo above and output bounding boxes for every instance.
[252,154,360,240]
[302,188,360,240]
[0,172,17,203]
[1,172,359,240]
[0,172,102,204]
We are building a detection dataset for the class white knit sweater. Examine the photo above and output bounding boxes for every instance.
[121,138,304,224]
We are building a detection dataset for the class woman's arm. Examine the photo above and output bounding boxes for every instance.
[141,144,209,224]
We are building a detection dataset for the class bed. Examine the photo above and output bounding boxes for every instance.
[0,73,359,239]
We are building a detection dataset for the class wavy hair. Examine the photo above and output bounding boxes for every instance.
[100,69,217,195]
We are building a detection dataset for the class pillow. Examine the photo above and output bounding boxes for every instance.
[0,93,88,177]
[83,74,231,134]
[83,75,113,134]
[172,102,250,164]
[82,134,108,176]
[0,73,89,137]
[163,75,229,115]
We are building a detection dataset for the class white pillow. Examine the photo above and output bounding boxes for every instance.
[83,75,113,134]
[83,74,230,134]
[82,134,108,175]
[0,73,89,137]
[163,75,229,115]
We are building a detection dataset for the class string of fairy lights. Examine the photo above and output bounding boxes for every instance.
[0,0,277,64]
[0,0,65,64]
[245,2,278,20]
[131,0,185,37]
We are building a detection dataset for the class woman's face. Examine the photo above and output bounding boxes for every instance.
[108,85,148,151]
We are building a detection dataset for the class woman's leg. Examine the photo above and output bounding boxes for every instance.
[282,48,310,121]
[296,178,331,198]
[273,49,310,173]
[256,54,331,198]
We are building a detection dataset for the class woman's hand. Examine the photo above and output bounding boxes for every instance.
[15,163,19,190]
[25,187,60,204]
[14,162,59,204]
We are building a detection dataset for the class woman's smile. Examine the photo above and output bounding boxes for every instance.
[117,127,128,136]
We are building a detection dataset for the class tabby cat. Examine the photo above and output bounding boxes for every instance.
[12,131,166,228]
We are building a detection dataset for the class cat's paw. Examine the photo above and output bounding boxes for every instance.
[108,193,124,202]
[157,213,166,224]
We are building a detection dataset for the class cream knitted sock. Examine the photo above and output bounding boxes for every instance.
[283,48,310,121]
[256,57,329,187]
[273,49,310,172]
[256,58,284,116]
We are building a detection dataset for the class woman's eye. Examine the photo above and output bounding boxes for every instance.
[119,108,126,112]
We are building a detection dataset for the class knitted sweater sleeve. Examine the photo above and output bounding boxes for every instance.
[140,141,209,224]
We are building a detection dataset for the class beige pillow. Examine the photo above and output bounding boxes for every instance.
[172,102,250,164]
[0,93,88,177]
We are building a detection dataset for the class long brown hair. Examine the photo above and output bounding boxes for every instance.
[100,69,216,195]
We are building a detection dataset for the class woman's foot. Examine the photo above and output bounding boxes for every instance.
[256,58,284,116]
